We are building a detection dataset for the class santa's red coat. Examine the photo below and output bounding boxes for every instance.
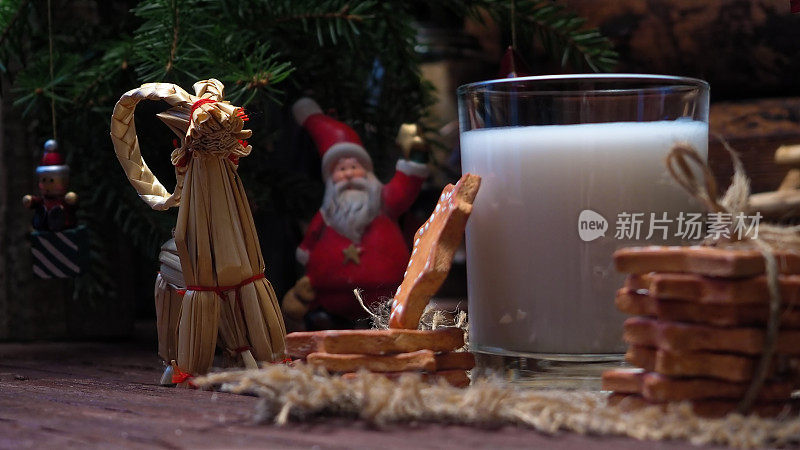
[298,160,427,319]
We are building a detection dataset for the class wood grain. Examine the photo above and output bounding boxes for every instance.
[0,330,718,449]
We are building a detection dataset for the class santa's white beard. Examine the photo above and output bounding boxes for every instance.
[321,173,383,243]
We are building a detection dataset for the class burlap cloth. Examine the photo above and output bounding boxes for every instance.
[195,308,800,449]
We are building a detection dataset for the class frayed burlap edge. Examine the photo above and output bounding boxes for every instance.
[195,303,800,448]
[196,288,800,447]
[194,363,800,449]
[359,293,468,334]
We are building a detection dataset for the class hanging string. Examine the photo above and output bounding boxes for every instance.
[47,0,57,140]
[510,0,517,51]
[664,141,797,414]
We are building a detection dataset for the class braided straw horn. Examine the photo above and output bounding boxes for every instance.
[110,82,193,210]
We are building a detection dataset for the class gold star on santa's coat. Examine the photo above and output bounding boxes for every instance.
[342,244,362,265]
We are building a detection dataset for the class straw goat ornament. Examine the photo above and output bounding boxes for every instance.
[110,79,287,384]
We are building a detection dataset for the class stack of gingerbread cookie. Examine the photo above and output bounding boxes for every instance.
[603,245,800,417]
[285,174,481,387]
[286,327,473,387]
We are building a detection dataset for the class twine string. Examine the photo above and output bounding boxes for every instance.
[47,0,56,140]
[665,144,723,213]
[664,141,783,414]
[355,289,381,321]
[739,239,782,413]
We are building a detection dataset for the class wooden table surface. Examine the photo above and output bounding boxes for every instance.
[0,327,724,449]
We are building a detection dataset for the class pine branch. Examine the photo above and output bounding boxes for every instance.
[520,1,617,72]
[130,0,209,82]
[0,0,31,48]
[165,0,179,73]
[229,0,379,48]
[272,6,368,25]
[11,52,81,116]
[435,0,618,72]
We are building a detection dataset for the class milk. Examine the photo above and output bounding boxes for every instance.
[461,120,708,355]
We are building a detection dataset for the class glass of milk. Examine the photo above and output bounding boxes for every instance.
[457,75,709,388]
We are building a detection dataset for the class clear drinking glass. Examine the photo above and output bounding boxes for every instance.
[457,74,709,388]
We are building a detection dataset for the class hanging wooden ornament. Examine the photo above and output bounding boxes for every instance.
[498,1,532,78]
[21,3,87,280]
[23,140,87,279]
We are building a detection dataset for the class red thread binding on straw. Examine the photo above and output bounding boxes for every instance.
[172,365,195,386]
[186,272,265,295]
[191,98,217,116]
[236,109,249,150]
[186,273,266,310]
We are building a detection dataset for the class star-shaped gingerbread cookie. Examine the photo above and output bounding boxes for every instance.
[389,173,481,329]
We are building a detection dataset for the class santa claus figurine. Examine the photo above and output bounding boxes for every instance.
[284,98,429,330]
[22,139,78,231]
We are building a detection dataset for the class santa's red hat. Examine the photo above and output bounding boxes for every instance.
[292,98,373,179]
[36,139,69,176]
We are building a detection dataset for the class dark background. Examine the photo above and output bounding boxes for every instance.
[1,0,799,341]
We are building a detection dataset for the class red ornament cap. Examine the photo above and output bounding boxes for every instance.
[40,139,65,166]
[36,139,69,175]
[498,46,532,79]
[292,97,372,179]
[41,151,65,166]
[302,113,364,155]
